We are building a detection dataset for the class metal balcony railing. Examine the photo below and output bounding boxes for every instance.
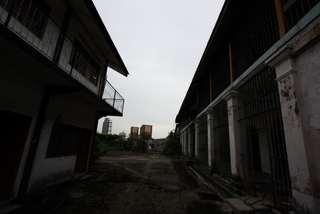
[103,80,125,114]
[0,0,124,114]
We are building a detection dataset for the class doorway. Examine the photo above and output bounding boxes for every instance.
[74,129,92,173]
[0,110,32,200]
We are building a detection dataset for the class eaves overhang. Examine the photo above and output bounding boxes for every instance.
[176,0,242,122]
[68,0,129,77]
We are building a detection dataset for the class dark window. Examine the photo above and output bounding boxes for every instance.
[231,0,279,79]
[0,0,51,39]
[282,0,319,31]
[46,123,88,158]
[69,41,100,86]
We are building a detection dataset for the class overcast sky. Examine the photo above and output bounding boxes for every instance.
[94,0,225,139]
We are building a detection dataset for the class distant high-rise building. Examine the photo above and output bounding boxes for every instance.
[130,127,139,140]
[140,125,152,139]
[102,118,112,134]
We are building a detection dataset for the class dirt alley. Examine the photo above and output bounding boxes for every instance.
[11,153,233,214]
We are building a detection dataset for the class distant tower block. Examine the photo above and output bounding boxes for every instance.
[102,118,112,134]
[140,125,152,139]
[130,127,139,140]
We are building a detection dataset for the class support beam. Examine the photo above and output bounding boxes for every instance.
[274,0,286,38]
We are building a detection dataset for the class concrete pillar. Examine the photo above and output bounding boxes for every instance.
[180,132,184,154]
[207,110,214,170]
[190,125,195,157]
[187,127,191,156]
[223,90,242,177]
[183,130,188,155]
[194,119,199,158]
[266,45,316,213]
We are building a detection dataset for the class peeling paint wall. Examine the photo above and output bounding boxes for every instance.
[267,14,320,213]
[294,39,320,200]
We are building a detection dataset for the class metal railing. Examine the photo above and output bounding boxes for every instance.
[103,80,125,114]
[0,0,124,114]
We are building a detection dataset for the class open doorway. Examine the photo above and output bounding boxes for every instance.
[0,110,32,200]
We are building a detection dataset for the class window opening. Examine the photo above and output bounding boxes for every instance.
[69,41,100,86]
[46,123,88,158]
[0,0,50,39]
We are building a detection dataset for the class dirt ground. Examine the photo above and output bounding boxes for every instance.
[11,153,233,214]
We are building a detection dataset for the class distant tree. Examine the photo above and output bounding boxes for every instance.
[140,132,150,141]
[163,131,181,156]
[93,133,125,161]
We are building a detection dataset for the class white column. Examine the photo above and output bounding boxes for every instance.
[187,127,191,156]
[180,132,184,154]
[267,45,316,212]
[194,119,199,158]
[207,110,214,169]
[183,130,188,155]
[223,90,242,176]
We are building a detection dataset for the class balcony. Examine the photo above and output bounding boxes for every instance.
[0,0,124,114]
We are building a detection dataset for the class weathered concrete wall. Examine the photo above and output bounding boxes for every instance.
[29,95,97,192]
[267,15,320,213]
[293,37,320,212]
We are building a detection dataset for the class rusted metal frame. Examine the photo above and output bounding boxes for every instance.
[270,109,284,208]
[238,85,249,187]
[212,102,230,173]
[238,67,292,209]
[211,51,229,100]
[268,75,292,208]
[229,40,233,83]
[198,115,208,163]
[269,109,281,208]
[261,69,280,207]
[274,0,286,38]
[238,72,260,192]
[271,107,291,208]
[263,106,278,209]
